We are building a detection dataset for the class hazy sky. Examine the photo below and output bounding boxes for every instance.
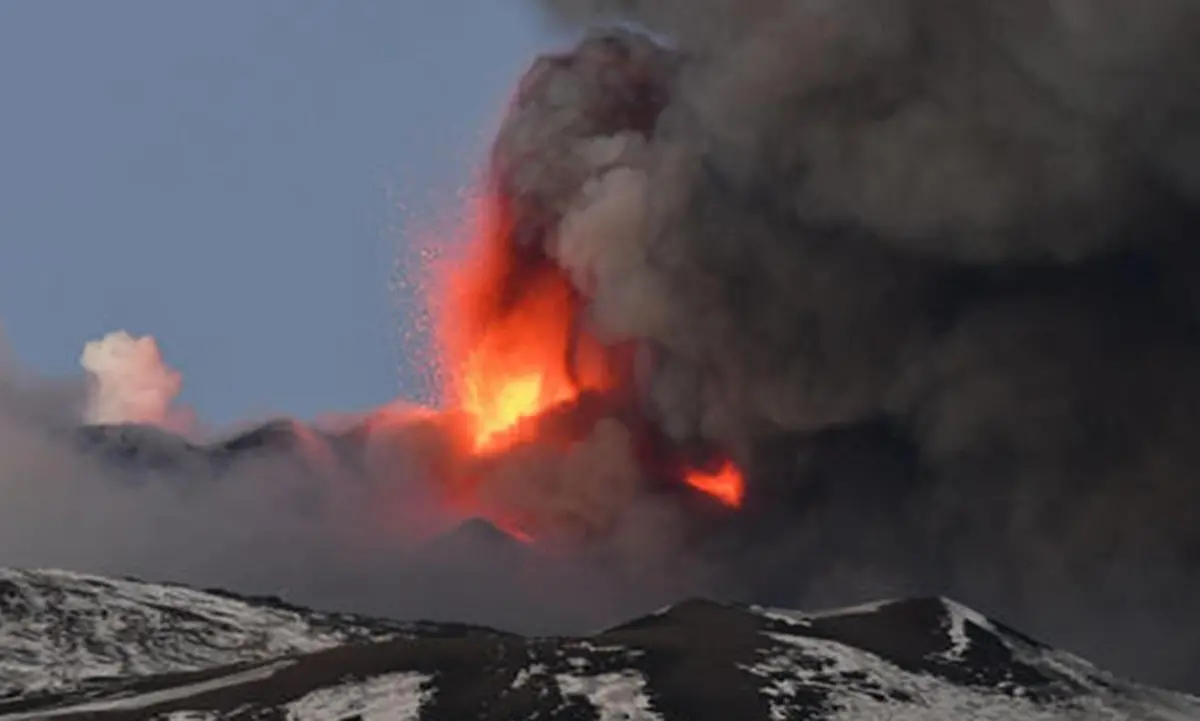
[0,2,555,425]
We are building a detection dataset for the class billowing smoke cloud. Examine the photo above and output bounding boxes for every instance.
[494,0,1200,689]
[80,331,192,431]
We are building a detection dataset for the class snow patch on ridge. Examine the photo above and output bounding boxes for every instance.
[0,661,291,720]
[556,670,662,721]
[285,671,431,721]
[751,598,899,628]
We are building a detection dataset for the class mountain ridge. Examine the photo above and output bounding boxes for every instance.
[0,567,1197,720]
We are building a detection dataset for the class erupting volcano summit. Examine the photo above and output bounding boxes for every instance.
[372,31,752,542]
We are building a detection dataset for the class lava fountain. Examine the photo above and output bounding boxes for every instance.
[381,29,747,542]
[403,180,744,540]
[435,192,617,455]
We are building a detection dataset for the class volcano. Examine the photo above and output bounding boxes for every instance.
[14,0,1200,699]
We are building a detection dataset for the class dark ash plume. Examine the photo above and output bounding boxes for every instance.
[504,0,1200,689]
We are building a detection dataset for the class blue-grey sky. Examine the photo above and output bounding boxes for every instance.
[0,2,557,425]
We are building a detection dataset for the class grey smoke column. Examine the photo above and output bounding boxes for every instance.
[495,0,1200,689]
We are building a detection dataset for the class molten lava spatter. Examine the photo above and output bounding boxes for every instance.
[685,460,745,508]
[457,271,591,452]
[415,186,749,533]
[436,192,615,455]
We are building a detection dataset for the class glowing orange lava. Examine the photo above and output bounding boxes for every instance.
[685,460,746,508]
[435,192,615,455]
[493,517,535,545]
[420,186,748,524]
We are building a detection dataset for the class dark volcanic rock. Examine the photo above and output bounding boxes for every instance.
[71,424,211,473]
[209,419,304,456]
[418,518,529,564]
[69,419,367,478]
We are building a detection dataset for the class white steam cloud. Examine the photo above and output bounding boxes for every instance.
[79,331,190,431]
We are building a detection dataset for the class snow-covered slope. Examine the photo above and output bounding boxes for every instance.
[0,568,410,701]
[0,571,1197,720]
[745,598,1200,720]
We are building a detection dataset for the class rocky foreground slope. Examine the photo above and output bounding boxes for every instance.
[0,569,1197,720]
